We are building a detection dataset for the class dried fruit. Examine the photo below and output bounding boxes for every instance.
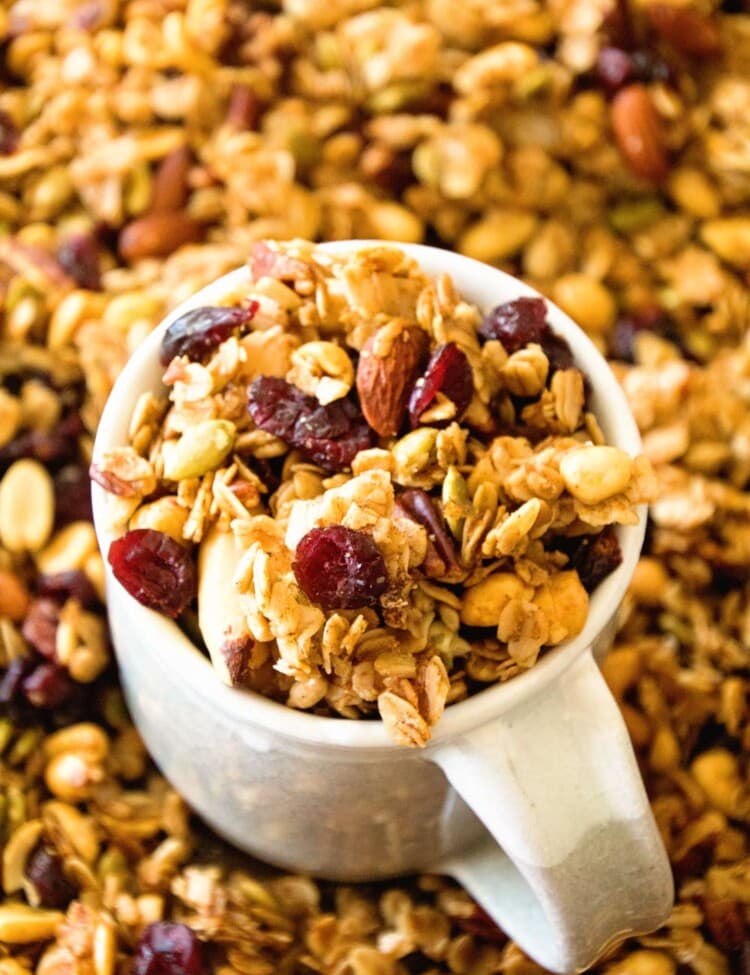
[596,47,634,95]
[701,897,746,951]
[293,526,387,610]
[0,656,33,706]
[107,529,197,618]
[408,343,473,427]
[356,325,428,437]
[25,844,76,909]
[569,526,623,592]
[610,84,669,182]
[119,212,203,263]
[397,488,460,576]
[479,297,548,352]
[134,922,207,975]
[248,377,373,472]
[609,307,666,362]
[38,570,100,608]
[22,663,74,709]
[646,4,722,57]
[57,235,102,291]
[22,598,61,659]
[160,304,258,365]
[163,420,236,481]
[54,465,94,526]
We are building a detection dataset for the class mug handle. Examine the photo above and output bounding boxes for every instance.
[430,649,673,973]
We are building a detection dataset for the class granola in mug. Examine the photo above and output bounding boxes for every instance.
[92,241,655,745]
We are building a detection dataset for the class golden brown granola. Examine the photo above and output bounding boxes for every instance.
[1,0,749,970]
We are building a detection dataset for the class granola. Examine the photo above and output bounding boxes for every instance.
[93,241,653,745]
[1,0,750,970]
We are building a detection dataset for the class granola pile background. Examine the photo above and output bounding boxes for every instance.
[1,0,749,971]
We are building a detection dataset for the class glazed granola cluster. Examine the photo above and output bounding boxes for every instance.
[93,240,654,745]
[1,0,750,971]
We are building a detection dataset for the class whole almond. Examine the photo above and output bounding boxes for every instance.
[149,146,192,212]
[611,83,669,183]
[647,4,722,57]
[356,324,428,437]
[119,211,203,262]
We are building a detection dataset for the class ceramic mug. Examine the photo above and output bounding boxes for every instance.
[91,242,673,973]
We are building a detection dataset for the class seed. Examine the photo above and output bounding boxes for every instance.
[0,459,55,552]
[559,446,634,505]
[163,419,236,480]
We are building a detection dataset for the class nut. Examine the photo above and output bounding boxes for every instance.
[0,459,55,553]
[118,211,203,262]
[0,388,21,448]
[356,323,428,437]
[460,572,531,628]
[646,4,722,57]
[163,419,236,481]
[610,84,669,183]
[533,571,589,645]
[2,819,43,894]
[559,445,634,505]
[552,274,616,334]
[700,218,750,269]
[129,497,190,542]
[0,569,31,622]
[36,522,98,576]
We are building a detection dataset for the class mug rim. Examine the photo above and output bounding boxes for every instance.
[92,241,645,751]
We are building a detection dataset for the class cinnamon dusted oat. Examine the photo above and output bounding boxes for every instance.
[1,0,750,970]
[94,241,653,745]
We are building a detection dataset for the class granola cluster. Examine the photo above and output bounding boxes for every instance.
[93,241,654,745]
[1,0,750,971]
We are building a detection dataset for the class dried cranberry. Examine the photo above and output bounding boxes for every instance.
[397,489,460,575]
[293,526,387,610]
[540,332,574,374]
[160,304,258,366]
[248,377,373,472]
[454,905,507,944]
[25,843,76,909]
[107,529,197,618]
[0,656,34,705]
[57,235,102,291]
[134,922,207,975]
[479,298,549,353]
[408,343,473,427]
[38,570,100,608]
[54,465,94,525]
[22,663,74,708]
[609,307,665,362]
[0,109,19,155]
[22,598,61,660]
[596,47,634,94]
[570,527,623,592]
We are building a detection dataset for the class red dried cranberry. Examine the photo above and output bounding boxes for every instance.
[134,922,207,975]
[25,843,76,908]
[596,47,634,94]
[293,526,387,610]
[54,465,94,525]
[0,109,19,155]
[397,489,460,574]
[570,526,623,592]
[609,307,665,362]
[0,656,34,705]
[57,235,102,291]
[479,298,549,353]
[22,598,61,660]
[22,663,74,708]
[540,333,574,375]
[107,529,197,618]
[248,377,373,472]
[160,304,258,366]
[38,570,100,608]
[408,343,473,427]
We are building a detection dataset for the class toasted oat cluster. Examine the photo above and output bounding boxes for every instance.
[93,241,654,745]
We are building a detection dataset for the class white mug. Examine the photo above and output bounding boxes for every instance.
[92,242,673,973]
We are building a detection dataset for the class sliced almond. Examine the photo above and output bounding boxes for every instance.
[198,525,256,686]
[356,323,428,437]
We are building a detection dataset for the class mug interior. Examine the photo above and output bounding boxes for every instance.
[92,241,645,750]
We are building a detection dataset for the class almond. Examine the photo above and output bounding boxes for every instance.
[118,211,203,262]
[610,83,669,183]
[356,324,428,437]
[149,146,192,212]
[646,4,722,57]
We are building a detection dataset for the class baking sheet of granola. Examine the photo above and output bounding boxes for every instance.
[0,1,749,973]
